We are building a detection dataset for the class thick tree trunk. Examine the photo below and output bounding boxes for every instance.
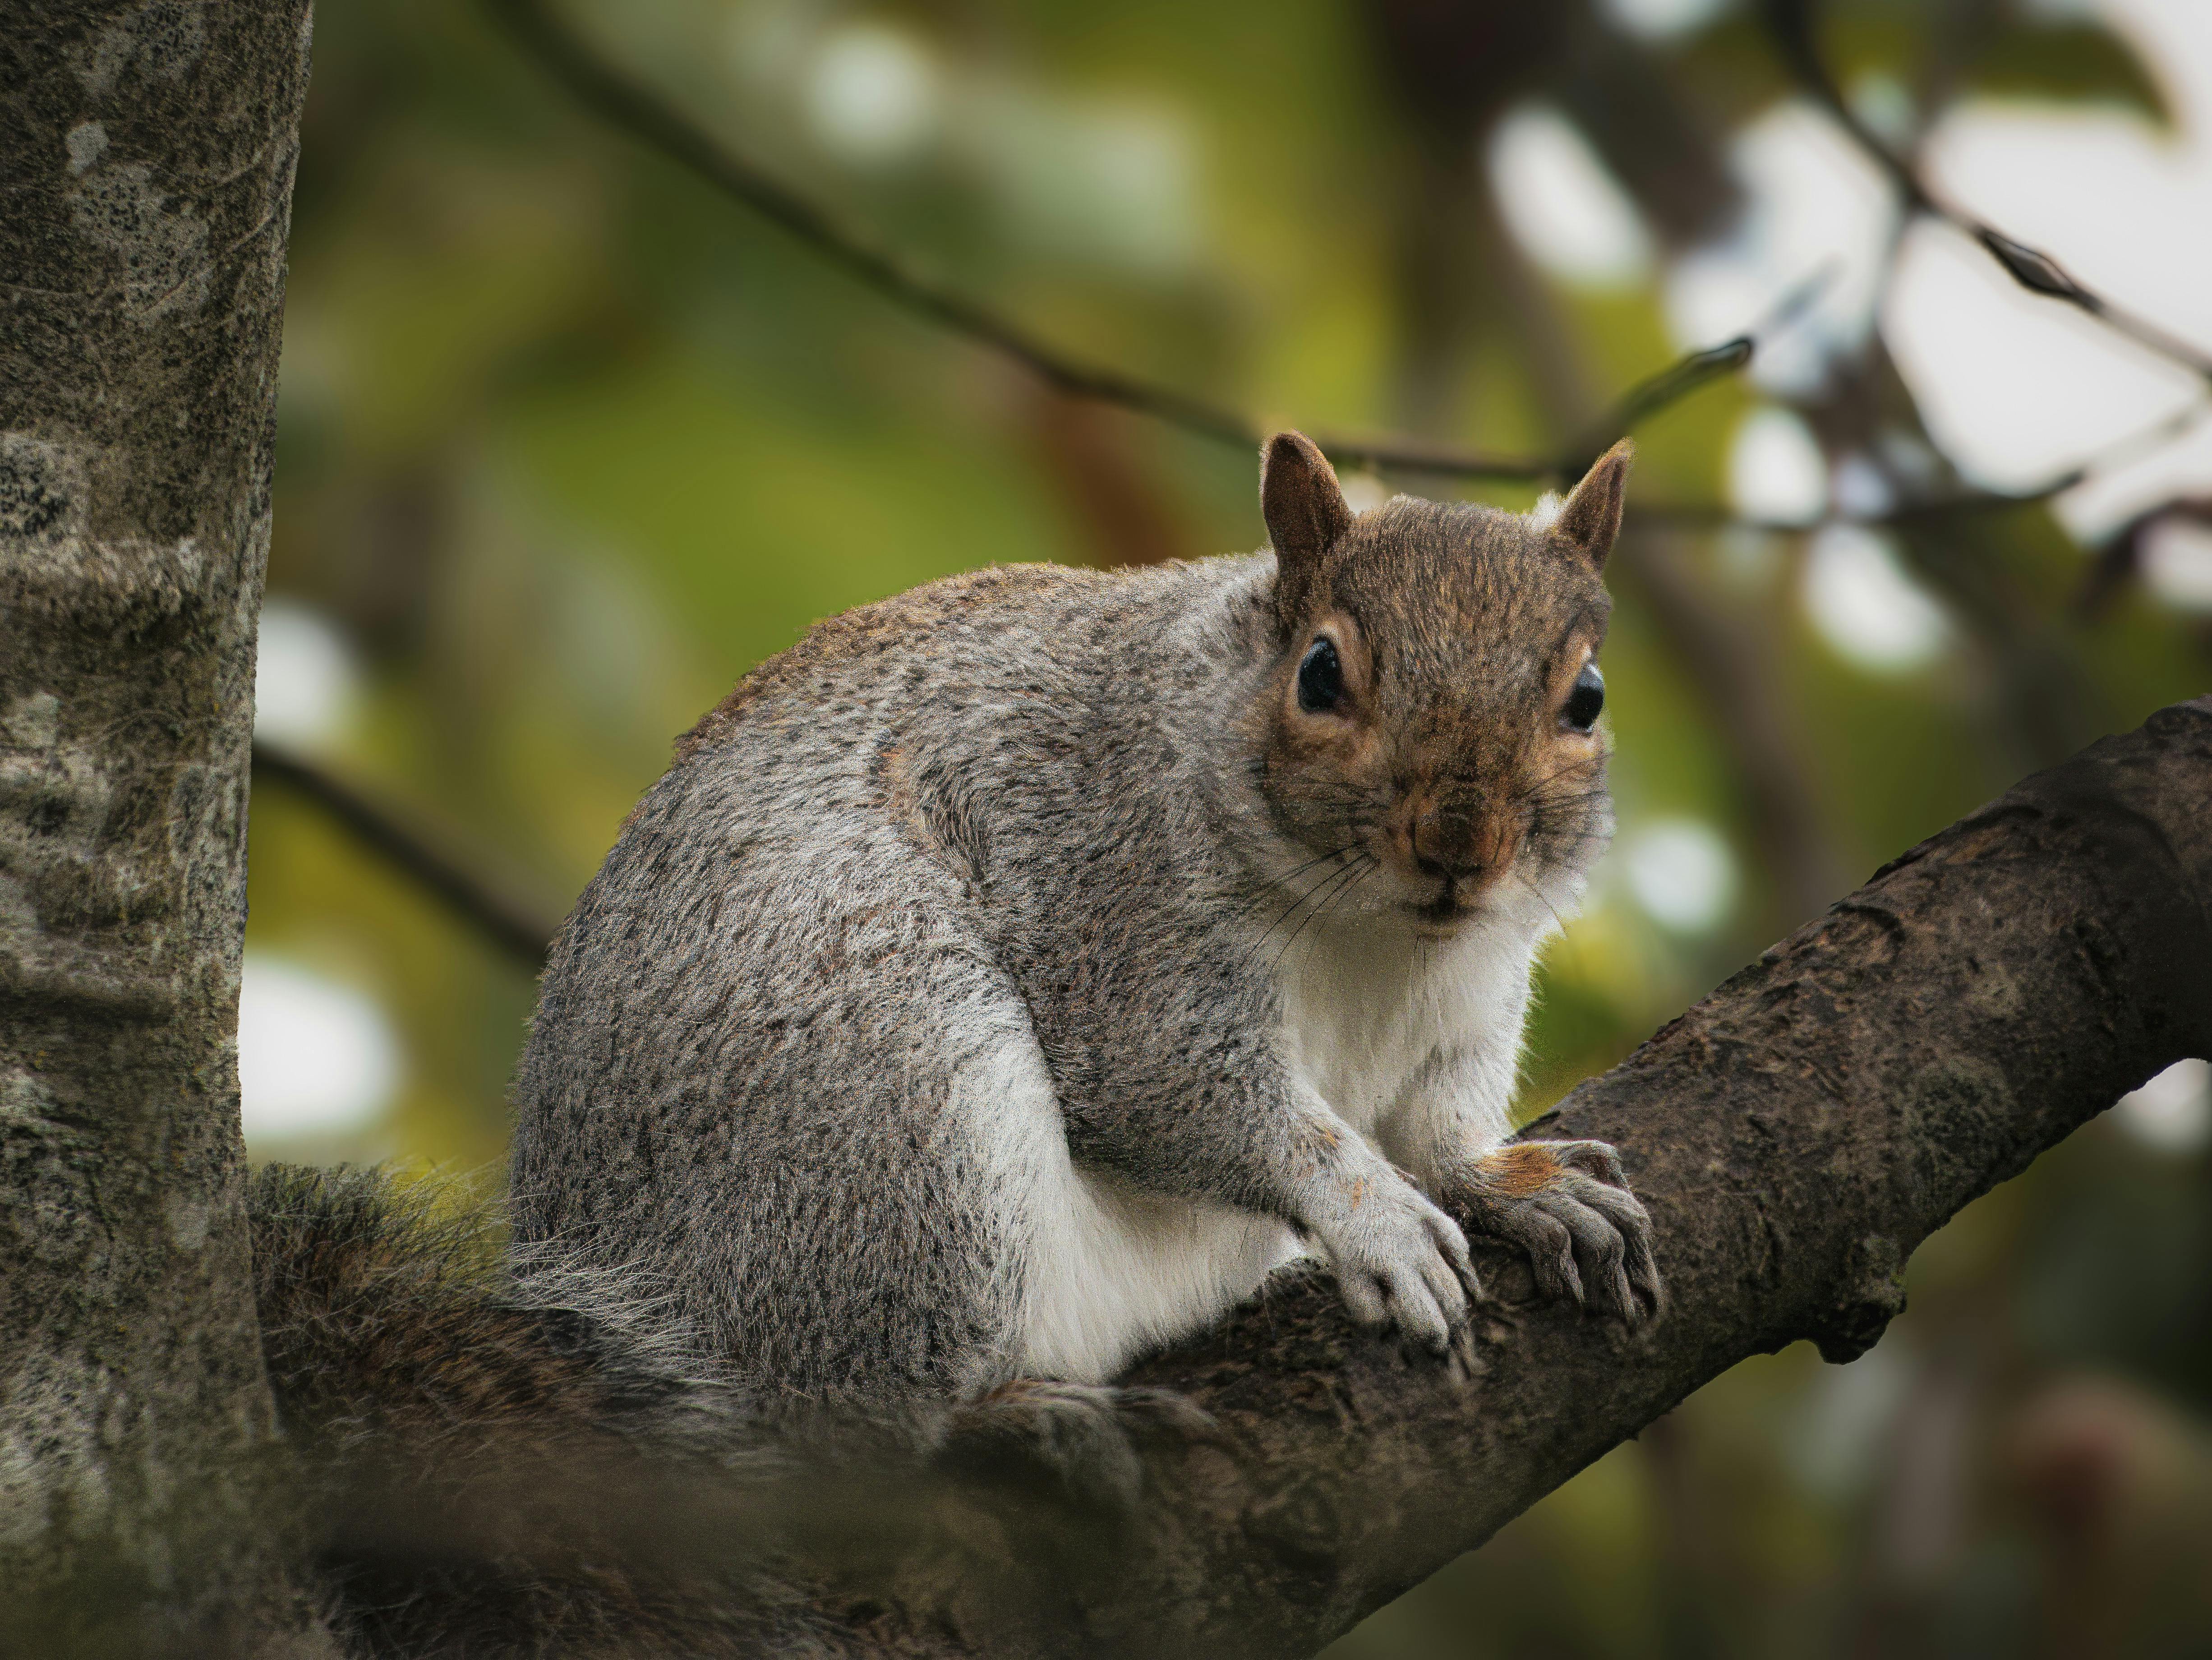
[0,3,318,1651]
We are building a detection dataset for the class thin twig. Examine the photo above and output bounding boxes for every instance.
[1761,0,2212,384]
[486,0,1758,485]
[489,0,2211,537]
[1641,393,2212,533]
[250,742,558,968]
[493,0,2212,531]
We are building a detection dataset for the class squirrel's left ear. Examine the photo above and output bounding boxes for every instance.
[1261,431,1353,628]
[1553,440,1633,571]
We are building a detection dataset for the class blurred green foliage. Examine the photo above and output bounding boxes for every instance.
[248,0,2212,1652]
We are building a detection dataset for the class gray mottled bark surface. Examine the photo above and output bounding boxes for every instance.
[0,2,318,1650]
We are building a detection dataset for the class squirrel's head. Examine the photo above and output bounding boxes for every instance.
[1254,430,1627,935]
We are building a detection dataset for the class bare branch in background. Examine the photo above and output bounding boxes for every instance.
[2079,496,2212,618]
[1634,393,2212,538]
[251,744,559,969]
[1762,0,2212,384]
[490,0,2205,546]
[484,0,1762,488]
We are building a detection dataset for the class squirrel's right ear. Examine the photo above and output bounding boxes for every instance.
[1261,431,1353,628]
[1553,440,1633,572]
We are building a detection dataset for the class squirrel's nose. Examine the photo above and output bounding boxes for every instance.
[1410,810,1452,880]
[1412,806,1520,888]
[1406,810,1460,876]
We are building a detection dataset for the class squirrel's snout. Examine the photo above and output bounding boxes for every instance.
[1395,795,1522,896]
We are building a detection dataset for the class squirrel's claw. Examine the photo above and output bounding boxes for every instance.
[1452,1139,1661,1326]
[1311,1174,1477,1355]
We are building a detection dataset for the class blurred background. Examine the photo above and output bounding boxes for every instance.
[244,0,2212,1652]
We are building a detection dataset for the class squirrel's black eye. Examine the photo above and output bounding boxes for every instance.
[1562,662,1604,732]
[1296,637,1346,714]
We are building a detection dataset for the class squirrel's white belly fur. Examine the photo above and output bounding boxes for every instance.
[979,1035,1301,1386]
[993,912,1541,1384]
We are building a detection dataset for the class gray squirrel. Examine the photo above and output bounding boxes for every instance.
[244,436,1660,1654]
[507,431,1660,1410]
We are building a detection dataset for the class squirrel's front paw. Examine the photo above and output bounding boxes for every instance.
[1452,1140,1660,1324]
[1308,1174,1478,1354]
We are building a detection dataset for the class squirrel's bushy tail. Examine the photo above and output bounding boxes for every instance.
[245,1164,848,1658]
[249,1163,726,1455]
[247,1166,1156,1657]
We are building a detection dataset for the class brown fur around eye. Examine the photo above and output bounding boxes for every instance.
[1256,440,1627,927]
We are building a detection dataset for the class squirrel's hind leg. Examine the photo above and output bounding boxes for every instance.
[935,1377,1219,1517]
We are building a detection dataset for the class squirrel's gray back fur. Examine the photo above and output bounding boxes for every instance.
[512,558,1295,1399]
[509,435,1632,1408]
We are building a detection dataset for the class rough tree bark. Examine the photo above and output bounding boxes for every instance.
[1067,696,2212,1657]
[0,2,319,1651]
[271,715,2210,1660]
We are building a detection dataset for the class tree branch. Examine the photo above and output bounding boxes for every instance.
[250,742,559,969]
[1077,696,2212,1656]
[483,0,1757,487]
[273,700,2212,1657]
[488,0,2203,548]
[1762,0,2212,384]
